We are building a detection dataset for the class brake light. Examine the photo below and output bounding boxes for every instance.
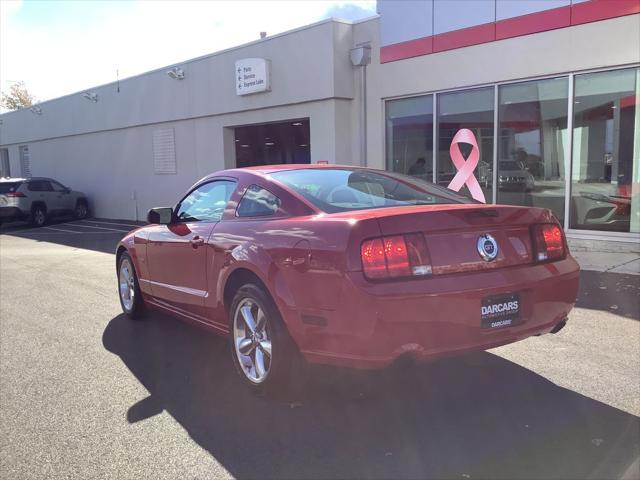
[532,224,565,262]
[361,233,432,280]
[4,192,26,198]
[361,238,387,279]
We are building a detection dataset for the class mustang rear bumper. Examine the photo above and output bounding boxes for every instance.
[290,257,580,369]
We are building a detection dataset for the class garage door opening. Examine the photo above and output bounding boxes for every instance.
[234,119,310,168]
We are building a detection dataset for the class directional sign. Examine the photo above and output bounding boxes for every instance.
[235,58,271,96]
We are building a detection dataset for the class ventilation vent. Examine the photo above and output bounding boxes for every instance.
[19,145,31,178]
[152,128,177,174]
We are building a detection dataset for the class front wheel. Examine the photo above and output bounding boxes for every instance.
[118,252,144,319]
[74,201,88,219]
[229,284,299,396]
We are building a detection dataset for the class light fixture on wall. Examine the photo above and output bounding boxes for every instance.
[30,106,42,115]
[167,67,185,80]
[82,92,98,102]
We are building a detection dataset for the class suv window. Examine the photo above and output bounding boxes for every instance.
[27,180,54,192]
[50,181,68,192]
[0,182,22,194]
[236,185,281,217]
[175,180,236,222]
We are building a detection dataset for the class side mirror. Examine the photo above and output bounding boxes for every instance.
[147,207,174,225]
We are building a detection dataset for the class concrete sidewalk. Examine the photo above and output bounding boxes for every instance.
[568,237,640,275]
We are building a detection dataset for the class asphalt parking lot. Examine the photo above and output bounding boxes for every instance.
[1,219,639,480]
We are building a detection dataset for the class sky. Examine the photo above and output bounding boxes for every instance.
[0,0,376,108]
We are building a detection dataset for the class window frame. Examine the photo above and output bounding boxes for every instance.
[174,178,238,224]
[382,63,640,241]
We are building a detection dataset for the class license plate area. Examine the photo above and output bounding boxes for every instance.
[481,293,521,329]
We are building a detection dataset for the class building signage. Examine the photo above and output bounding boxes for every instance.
[235,58,271,96]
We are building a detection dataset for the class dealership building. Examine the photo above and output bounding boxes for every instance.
[0,0,638,245]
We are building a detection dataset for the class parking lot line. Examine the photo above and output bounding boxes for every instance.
[78,219,142,228]
[41,226,85,233]
[65,222,131,233]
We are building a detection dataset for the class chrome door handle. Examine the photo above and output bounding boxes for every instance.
[190,236,205,248]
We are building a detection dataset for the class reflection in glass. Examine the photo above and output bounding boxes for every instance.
[437,87,494,202]
[571,68,639,233]
[497,77,568,221]
[385,95,434,182]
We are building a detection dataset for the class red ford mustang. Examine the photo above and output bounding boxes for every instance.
[116,165,580,393]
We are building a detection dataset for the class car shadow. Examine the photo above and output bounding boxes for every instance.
[103,312,639,480]
[0,217,142,255]
[576,270,640,320]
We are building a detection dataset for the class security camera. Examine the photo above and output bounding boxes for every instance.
[167,67,185,80]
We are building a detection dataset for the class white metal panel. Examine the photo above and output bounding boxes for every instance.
[496,0,570,21]
[152,128,177,175]
[378,0,433,46]
[433,0,495,34]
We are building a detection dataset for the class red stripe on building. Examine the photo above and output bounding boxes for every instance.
[495,5,571,40]
[380,0,640,64]
[571,0,640,25]
[433,23,495,53]
[380,36,433,63]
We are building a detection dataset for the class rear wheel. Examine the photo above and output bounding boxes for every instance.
[229,283,299,396]
[30,205,46,227]
[118,252,144,319]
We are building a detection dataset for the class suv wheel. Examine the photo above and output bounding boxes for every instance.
[30,206,47,227]
[74,201,88,219]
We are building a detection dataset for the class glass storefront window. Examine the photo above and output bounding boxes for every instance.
[437,87,494,202]
[571,68,639,233]
[497,77,568,222]
[385,95,433,182]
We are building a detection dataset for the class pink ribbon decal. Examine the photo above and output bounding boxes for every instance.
[447,128,486,203]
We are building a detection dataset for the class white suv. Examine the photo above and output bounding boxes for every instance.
[0,177,89,227]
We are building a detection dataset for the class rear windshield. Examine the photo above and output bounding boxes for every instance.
[271,168,473,213]
[0,182,22,194]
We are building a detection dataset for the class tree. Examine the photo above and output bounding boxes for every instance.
[1,82,36,110]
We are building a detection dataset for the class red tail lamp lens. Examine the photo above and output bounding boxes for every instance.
[533,224,565,262]
[383,236,411,277]
[5,192,26,198]
[361,233,432,280]
[361,238,387,279]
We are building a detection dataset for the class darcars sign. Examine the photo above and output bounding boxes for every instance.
[235,58,271,96]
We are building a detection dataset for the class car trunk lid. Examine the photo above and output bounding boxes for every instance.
[344,204,555,275]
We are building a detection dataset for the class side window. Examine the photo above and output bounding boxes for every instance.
[40,181,54,192]
[237,185,281,217]
[27,181,42,192]
[50,181,68,192]
[175,180,236,222]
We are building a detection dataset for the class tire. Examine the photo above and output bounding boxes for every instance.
[30,205,47,227]
[117,252,145,319]
[74,201,89,219]
[229,283,300,397]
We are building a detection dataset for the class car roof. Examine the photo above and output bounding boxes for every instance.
[204,163,369,181]
[0,177,27,183]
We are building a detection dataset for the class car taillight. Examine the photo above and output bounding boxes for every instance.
[5,192,26,198]
[532,224,565,262]
[361,233,432,280]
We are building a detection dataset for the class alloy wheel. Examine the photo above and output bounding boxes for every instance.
[233,298,272,384]
[119,258,135,312]
[33,209,45,226]
[76,204,87,219]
